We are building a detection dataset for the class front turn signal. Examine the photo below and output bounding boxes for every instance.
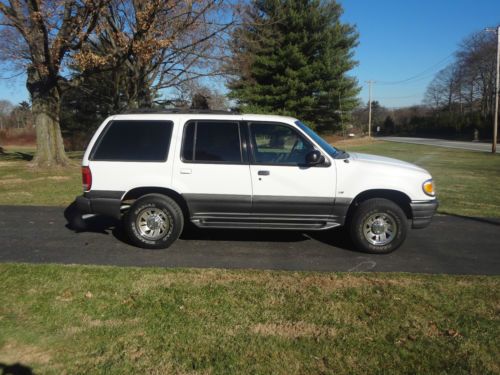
[422,179,435,197]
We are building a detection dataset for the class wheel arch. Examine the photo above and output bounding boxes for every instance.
[347,189,412,222]
[123,187,190,220]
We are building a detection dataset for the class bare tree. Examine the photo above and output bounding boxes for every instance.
[424,30,496,118]
[424,65,462,111]
[0,99,14,130]
[75,0,236,109]
[456,31,496,116]
[0,0,106,167]
[0,99,13,115]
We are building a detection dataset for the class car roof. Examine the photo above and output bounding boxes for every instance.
[108,112,299,124]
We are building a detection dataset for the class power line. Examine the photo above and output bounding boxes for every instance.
[376,52,455,86]
[0,71,24,80]
[376,94,422,100]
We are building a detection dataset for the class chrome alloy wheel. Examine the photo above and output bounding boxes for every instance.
[362,212,397,246]
[135,208,171,241]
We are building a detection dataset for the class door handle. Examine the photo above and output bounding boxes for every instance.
[258,170,270,176]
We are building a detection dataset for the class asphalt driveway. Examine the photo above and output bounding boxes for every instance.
[0,205,498,275]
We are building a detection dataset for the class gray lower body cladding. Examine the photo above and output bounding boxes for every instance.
[75,191,438,231]
[75,192,350,231]
[410,200,439,228]
[185,194,349,231]
[76,190,124,219]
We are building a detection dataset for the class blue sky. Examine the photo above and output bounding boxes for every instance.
[1,1,499,108]
[341,0,500,107]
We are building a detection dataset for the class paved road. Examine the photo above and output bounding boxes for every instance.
[0,205,498,275]
[379,136,499,153]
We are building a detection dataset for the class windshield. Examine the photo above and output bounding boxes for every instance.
[295,121,338,158]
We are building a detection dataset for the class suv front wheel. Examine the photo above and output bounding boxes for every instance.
[124,194,184,249]
[350,198,408,254]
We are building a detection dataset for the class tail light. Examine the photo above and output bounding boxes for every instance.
[82,166,92,191]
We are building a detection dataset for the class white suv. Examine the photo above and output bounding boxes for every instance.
[75,110,438,253]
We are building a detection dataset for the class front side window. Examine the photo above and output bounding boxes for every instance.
[250,122,314,165]
[92,120,173,161]
[182,121,242,163]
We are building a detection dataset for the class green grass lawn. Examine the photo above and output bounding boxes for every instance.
[0,147,83,206]
[0,264,498,374]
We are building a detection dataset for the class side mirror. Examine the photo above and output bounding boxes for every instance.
[305,150,325,165]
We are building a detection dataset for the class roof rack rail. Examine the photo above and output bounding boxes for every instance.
[121,108,240,115]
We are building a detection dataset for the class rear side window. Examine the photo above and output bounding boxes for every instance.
[182,121,242,163]
[91,120,173,161]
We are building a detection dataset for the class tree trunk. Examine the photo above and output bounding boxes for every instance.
[27,68,69,167]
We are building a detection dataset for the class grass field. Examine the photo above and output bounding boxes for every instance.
[0,264,498,374]
[1,141,499,217]
[0,147,82,206]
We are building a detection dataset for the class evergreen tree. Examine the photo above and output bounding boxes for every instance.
[228,0,360,131]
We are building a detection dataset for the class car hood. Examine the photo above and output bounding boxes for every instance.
[348,152,428,173]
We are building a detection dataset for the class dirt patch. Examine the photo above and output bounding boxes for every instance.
[0,161,24,167]
[30,176,71,182]
[46,176,70,181]
[0,340,51,365]
[323,135,380,148]
[3,191,33,198]
[132,270,266,292]
[251,321,337,339]
[0,178,25,185]
[65,316,141,335]
[132,271,420,294]
[0,176,69,186]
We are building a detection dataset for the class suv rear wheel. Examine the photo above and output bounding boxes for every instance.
[125,194,184,249]
[350,198,408,254]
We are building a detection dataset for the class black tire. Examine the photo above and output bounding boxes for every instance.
[349,198,408,254]
[124,194,184,249]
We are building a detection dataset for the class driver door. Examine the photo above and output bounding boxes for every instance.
[248,122,336,216]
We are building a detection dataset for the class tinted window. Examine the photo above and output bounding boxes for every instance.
[182,121,242,163]
[250,122,314,165]
[92,120,173,161]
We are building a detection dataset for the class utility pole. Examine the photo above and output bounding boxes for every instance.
[365,80,375,138]
[486,26,500,153]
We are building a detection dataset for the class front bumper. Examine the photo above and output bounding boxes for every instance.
[410,200,439,229]
[76,190,124,219]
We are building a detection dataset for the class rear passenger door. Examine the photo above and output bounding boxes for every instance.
[173,119,252,218]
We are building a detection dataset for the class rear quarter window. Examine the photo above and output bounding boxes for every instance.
[91,120,173,161]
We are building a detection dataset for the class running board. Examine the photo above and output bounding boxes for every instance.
[190,215,341,231]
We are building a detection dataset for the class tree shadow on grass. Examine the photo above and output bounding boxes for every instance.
[0,150,34,161]
[63,201,357,251]
[0,362,34,375]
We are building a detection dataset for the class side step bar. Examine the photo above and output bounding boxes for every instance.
[190,215,341,231]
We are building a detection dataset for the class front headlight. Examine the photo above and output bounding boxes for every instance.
[422,179,435,197]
